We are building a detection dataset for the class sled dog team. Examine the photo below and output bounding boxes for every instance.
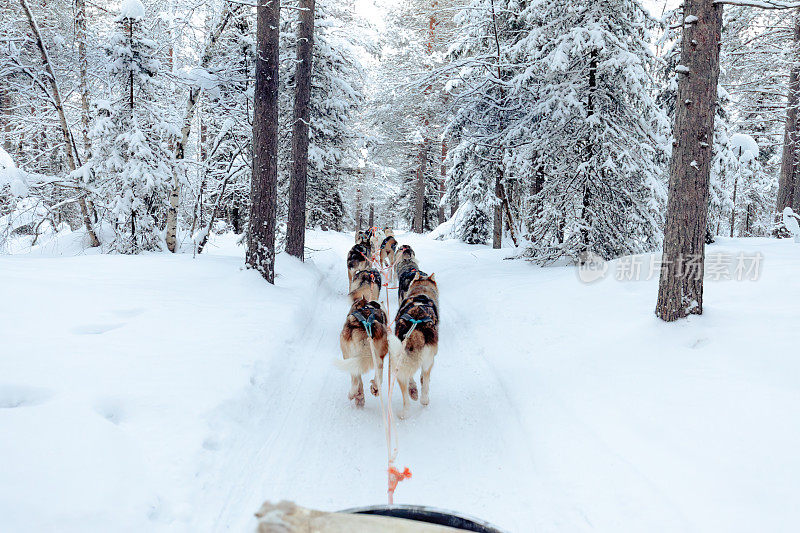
[338,227,439,418]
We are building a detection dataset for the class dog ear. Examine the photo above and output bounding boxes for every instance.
[413,272,421,281]
[429,273,436,282]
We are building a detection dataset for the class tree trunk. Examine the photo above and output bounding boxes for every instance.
[247,0,280,283]
[128,21,134,112]
[655,0,722,322]
[0,83,12,153]
[492,165,502,248]
[488,0,514,249]
[438,139,446,224]
[368,204,374,228]
[581,50,598,255]
[76,0,91,155]
[286,0,316,260]
[20,0,99,247]
[730,171,738,238]
[413,142,427,233]
[777,12,800,215]
[166,3,242,253]
[232,206,241,234]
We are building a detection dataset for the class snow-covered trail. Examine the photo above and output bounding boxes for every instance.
[191,231,800,533]
[2,230,799,532]
[190,233,558,532]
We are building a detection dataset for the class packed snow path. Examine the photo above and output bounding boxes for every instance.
[1,231,799,532]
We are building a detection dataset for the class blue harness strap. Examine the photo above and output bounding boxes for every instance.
[398,312,434,339]
[351,308,380,338]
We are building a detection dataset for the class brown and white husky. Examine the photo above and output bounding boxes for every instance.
[368,227,384,258]
[337,299,402,406]
[346,244,370,287]
[355,231,372,255]
[379,231,398,271]
[349,268,382,302]
[392,273,439,418]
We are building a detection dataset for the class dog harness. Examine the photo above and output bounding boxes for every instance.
[353,269,382,287]
[380,236,397,252]
[397,294,439,322]
[398,268,426,293]
[396,295,437,340]
[350,305,382,338]
[350,245,368,261]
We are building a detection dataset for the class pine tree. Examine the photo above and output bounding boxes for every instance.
[521,0,669,262]
[87,1,175,253]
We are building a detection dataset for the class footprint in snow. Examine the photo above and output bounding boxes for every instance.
[0,384,54,409]
[94,397,127,425]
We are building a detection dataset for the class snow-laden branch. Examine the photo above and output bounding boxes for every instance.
[715,0,800,8]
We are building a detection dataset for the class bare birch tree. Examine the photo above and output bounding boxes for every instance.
[19,0,99,247]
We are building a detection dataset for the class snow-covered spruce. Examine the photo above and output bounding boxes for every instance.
[82,5,176,253]
[517,0,670,262]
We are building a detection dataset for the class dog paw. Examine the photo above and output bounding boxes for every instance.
[397,408,409,420]
[370,380,379,397]
[420,393,429,406]
[409,380,418,401]
[355,393,365,408]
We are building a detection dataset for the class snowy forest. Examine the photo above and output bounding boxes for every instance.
[2,0,800,531]
[3,0,799,263]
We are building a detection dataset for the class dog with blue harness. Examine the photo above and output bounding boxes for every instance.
[392,272,439,419]
[337,298,402,407]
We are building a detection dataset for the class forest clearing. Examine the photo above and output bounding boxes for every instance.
[3,0,800,531]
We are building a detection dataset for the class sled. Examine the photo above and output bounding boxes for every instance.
[255,502,505,532]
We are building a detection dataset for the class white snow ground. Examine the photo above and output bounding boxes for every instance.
[1,230,799,532]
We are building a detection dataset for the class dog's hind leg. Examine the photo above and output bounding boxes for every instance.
[349,375,365,407]
[408,378,418,401]
[369,353,383,397]
[396,373,412,419]
[419,348,436,406]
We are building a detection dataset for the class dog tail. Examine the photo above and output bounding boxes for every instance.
[388,333,403,366]
[334,357,366,375]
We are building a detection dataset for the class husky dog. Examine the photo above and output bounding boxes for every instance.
[337,299,402,406]
[347,244,370,286]
[405,272,438,305]
[349,268,382,302]
[396,244,415,262]
[379,233,398,270]
[394,244,418,299]
[369,227,384,257]
[396,259,424,303]
[355,231,372,255]
[393,291,439,418]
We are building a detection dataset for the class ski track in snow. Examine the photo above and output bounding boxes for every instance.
[2,230,799,532]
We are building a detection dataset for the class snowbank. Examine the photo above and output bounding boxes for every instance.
[1,231,799,532]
